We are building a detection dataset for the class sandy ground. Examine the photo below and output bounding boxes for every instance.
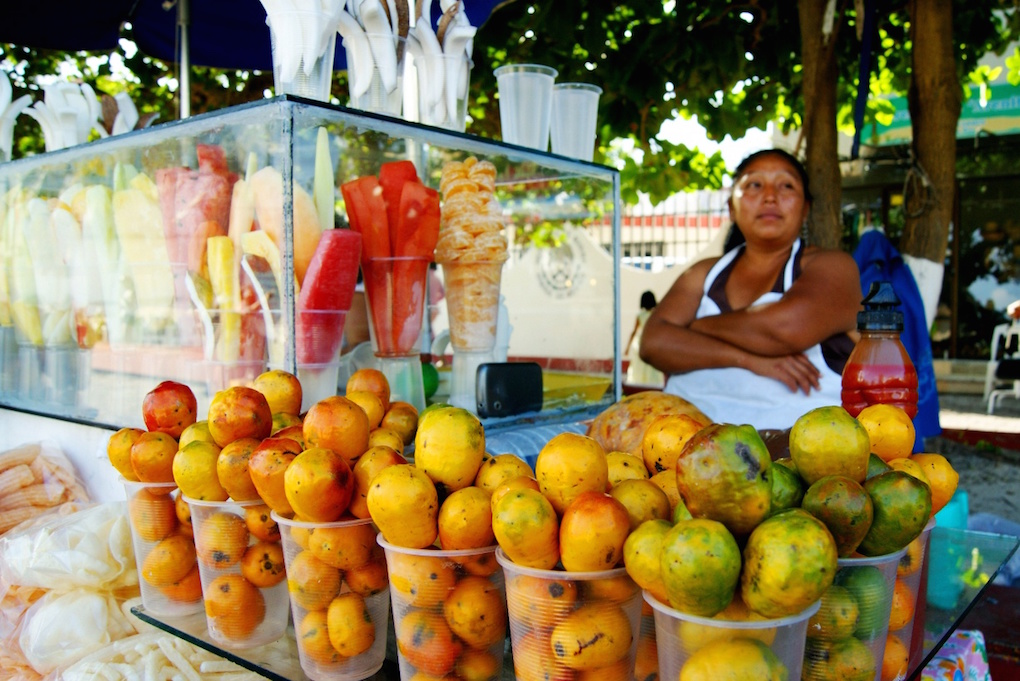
[926,393,1020,520]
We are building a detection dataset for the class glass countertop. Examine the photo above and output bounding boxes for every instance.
[136,526,1019,681]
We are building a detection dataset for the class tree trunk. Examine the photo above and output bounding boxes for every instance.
[903,0,960,262]
[798,0,843,250]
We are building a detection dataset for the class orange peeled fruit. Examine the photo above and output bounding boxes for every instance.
[216,437,261,502]
[437,486,495,550]
[857,403,916,462]
[303,396,371,466]
[911,453,959,516]
[380,401,419,445]
[346,390,386,429]
[173,439,228,501]
[535,432,609,515]
[108,427,144,481]
[251,369,303,417]
[207,386,273,447]
[248,437,303,516]
[284,447,355,522]
[129,431,178,483]
[346,368,391,412]
[204,573,265,640]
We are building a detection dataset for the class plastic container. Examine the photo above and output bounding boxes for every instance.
[274,514,390,681]
[381,537,506,681]
[648,592,819,681]
[803,546,907,681]
[122,478,204,617]
[896,517,936,674]
[841,281,919,419]
[497,548,641,681]
[187,497,290,648]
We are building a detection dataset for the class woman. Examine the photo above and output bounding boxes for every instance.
[625,290,666,387]
[640,149,861,429]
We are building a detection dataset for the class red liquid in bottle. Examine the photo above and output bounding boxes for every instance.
[841,361,919,418]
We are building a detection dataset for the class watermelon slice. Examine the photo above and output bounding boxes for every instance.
[378,160,419,247]
[394,182,441,258]
[341,175,391,259]
[296,229,363,364]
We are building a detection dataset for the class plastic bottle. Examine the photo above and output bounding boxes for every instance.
[841,281,919,418]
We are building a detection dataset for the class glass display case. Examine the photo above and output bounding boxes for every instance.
[0,97,621,431]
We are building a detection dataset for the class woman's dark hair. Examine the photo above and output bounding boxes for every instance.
[640,290,657,310]
[732,148,813,203]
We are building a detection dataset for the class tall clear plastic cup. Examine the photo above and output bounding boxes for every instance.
[269,11,338,101]
[550,83,602,162]
[494,64,558,150]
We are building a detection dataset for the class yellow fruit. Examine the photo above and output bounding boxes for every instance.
[442,575,506,649]
[173,440,228,501]
[251,369,303,417]
[288,549,341,611]
[881,634,909,681]
[284,447,355,522]
[587,391,710,456]
[536,432,609,515]
[346,390,386,429]
[307,521,376,570]
[491,488,560,570]
[678,594,777,653]
[347,368,391,412]
[857,403,915,462]
[489,475,540,514]
[130,431,179,483]
[303,395,371,465]
[679,638,788,681]
[437,486,495,550]
[367,464,439,549]
[622,519,671,604]
[215,437,261,502]
[608,478,671,531]
[367,427,405,455]
[641,413,707,475]
[380,401,418,446]
[648,469,683,514]
[887,457,930,487]
[790,406,871,484]
[911,453,959,516]
[474,453,535,492]
[326,592,376,656]
[178,420,215,450]
[108,428,144,480]
[414,407,486,494]
[297,610,341,666]
[550,603,633,670]
[387,552,457,607]
[605,451,650,487]
[128,487,178,542]
[141,534,197,588]
[205,573,265,640]
[195,510,250,569]
[559,491,631,572]
[349,445,407,519]
[240,540,287,588]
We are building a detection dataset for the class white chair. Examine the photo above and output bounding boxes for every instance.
[984,322,1020,414]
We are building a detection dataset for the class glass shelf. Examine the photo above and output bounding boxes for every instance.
[136,527,1018,681]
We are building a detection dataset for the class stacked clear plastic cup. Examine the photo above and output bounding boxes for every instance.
[380,537,506,681]
[894,517,937,675]
[123,478,204,617]
[187,497,290,648]
[647,592,819,680]
[497,548,642,681]
[802,546,908,681]
[274,514,390,681]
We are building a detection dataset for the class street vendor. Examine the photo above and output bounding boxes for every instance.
[639,149,861,430]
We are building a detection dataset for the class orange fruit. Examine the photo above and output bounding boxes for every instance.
[174,492,193,536]
[288,519,314,550]
[216,437,261,502]
[287,549,341,611]
[207,386,274,447]
[274,424,306,449]
[346,390,386,429]
[327,592,376,656]
[559,490,631,572]
[240,540,287,588]
[178,420,215,449]
[248,437,303,516]
[128,487,178,542]
[606,451,650,487]
[130,431,178,483]
[141,534,197,588]
[888,578,915,631]
[303,396,371,466]
[349,445,407,519]
[272,412,303,434]
[641,413,707,475]
[888,457,930,487]
[535,432,609,515]
[414,407,486,494]
[513,627,573,681]
[437,486,495,550]
[367,426,405,455]
[159,563,203,602]
[491,488,560,570]
[205,573,265,640]
[367,464,439,549]
[297,610,341,666]
[284,447,355,522]
[346,368,390,412]
[455,649,500,681]
[344,558,389,596]
[489,475,540,514]
[506,573,578,626]
[857,404,916,462]
[196,511,250,569]
[881,633,909,681]
[899,536,924,577]
[108,427,144,480]
[251,369,303,417]
[474,453,535,493]
[173,440,228,501]
[648,469,683,515]
[790,406,871,484]
[244,504,282,542]
[911,453,959,516]
[387,551,457,607]
[443,575,506,650]
[307,521,376,570]
[608,478,672,531]
[462,551,499,577]
[396,609,462,677]
[380,401,419,446]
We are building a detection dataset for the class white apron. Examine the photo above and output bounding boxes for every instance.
[664,239,844,430]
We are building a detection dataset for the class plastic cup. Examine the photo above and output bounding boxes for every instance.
[635,605,660,681]
[802,546,907,681]
[412,52,472,131]
[269,11,337,101]
[438,259,507,352]
[380,537,506,681]
[494,64,558,150]
[204,360,265,399]
[187,497,290,648]
[647,592,820,681]
[345,34,406,116]
[362,256,430,357]
[274,514,390,681]
[550,83,602,162]
[895,517,935,674]
[497,548,642,681]
[122,479,204,618]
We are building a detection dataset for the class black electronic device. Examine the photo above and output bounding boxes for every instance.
[475,362,543,418]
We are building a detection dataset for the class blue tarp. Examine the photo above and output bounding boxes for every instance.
[853,229,942,447]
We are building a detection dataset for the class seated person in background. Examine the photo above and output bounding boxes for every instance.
[640,149,861,430]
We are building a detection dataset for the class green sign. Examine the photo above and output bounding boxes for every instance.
[871,82,1020,145]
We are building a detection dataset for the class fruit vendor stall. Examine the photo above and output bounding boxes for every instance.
[0,97,1017,680]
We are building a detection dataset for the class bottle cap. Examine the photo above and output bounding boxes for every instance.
[857,281,904,331]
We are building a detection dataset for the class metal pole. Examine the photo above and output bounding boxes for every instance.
[178,0,191,119]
